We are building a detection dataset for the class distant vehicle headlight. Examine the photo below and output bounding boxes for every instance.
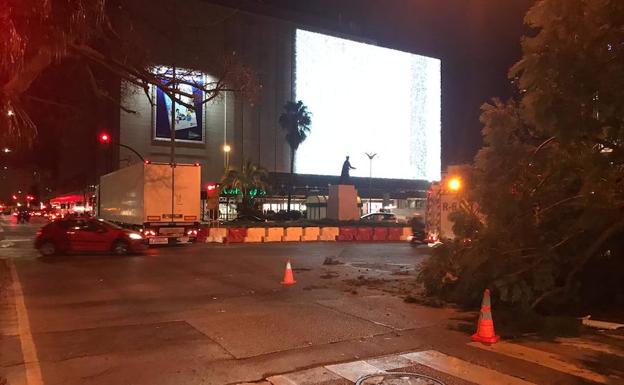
[128,232,143,240]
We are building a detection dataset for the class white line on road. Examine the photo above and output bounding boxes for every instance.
[403,350,536,385]
[9,259,44,385]
[325,360,384,382]
[469,341,611,384]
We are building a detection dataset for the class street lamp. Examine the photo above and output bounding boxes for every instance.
[2,148,10,153]
[365,152,378,213]
[448,177,462,192]
[223,144,231,171]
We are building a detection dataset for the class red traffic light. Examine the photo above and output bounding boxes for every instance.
[98,132,111,144]
[206,183,219,198]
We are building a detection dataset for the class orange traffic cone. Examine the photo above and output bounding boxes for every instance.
[281,259,296,285]
[471,289,500,344]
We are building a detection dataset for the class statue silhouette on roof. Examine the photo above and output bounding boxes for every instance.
[339,156,356,185]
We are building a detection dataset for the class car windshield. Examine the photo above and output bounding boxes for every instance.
[96,218,123,229]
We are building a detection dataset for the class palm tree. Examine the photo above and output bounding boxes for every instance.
[279,100,312,212]
[221,159,269,215]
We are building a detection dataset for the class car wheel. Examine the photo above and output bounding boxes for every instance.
[112,240,130,255]
[39,241,57,256]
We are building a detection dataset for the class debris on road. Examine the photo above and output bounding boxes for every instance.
[320,271,339,279]
[323,256,344,265]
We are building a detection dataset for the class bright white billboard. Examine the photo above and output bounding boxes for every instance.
[295,29,441,181]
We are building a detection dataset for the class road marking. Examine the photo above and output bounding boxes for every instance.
[267,367,344,385]
[402,350,535,385]
[365,354,413,371]
[469,341,611,384]
[9,259,44,385]
[325,360,384,382]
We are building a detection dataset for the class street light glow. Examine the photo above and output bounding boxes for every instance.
[2,148,10,153]
[448,177,462,192]
[7,110,14,117]
[223,144,231,153]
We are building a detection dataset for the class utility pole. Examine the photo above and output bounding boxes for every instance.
[365,152,377,214]
[170,0,177,223]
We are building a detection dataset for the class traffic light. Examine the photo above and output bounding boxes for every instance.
[206,183,219,210]
[98,132,111,144]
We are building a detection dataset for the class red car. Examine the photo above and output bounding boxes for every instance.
[35,218,146,256]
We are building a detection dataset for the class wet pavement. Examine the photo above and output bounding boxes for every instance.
[1,214,623,385]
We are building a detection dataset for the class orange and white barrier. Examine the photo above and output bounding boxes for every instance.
[319,227,339,241]
[263,227,284,242]
[400,227,412,241]
[282,227,303,242]
[207,227,227,243]
[301,227,320,241]
[244,227,266,243]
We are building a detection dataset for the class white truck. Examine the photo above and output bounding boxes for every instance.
[98,162,201,245]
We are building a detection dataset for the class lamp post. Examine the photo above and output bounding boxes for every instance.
[223,144,231,171]
[365,152,377,214]
[222,144,232,220]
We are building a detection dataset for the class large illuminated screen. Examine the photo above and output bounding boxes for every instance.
[295,29,441,181]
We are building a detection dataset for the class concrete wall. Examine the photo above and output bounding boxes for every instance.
[118,1,296,185]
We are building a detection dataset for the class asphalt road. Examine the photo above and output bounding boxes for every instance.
[1,215,623,385]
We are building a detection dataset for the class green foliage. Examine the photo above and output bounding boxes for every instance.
[420,0,624,312]
[448,200,483,240]
[279,100,312,211]
[279,101,312,153]
[221,160,268,214]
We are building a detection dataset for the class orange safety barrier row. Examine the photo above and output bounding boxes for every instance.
[201,226,410,243]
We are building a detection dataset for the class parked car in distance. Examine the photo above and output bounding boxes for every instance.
[35,217,146,256]
[360,212,399,223]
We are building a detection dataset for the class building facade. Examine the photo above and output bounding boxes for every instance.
[117,0,298,183]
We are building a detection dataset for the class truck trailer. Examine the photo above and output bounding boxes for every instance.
[98,162,201,245]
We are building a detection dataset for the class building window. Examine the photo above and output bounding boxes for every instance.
[153,67,205,143]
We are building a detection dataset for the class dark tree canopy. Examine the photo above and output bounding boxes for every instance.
[0,0,258,147]
[420,0,624,311]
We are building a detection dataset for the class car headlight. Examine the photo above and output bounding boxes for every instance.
[128,232,143,240]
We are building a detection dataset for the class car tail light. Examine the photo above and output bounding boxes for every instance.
[143,229,156,237]
[187,229,198,236]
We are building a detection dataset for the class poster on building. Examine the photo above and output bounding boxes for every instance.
[154,67,204,142]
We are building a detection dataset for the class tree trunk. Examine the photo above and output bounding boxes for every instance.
[287,147,295,212]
